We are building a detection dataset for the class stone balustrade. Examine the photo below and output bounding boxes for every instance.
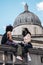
[0,45,43,65]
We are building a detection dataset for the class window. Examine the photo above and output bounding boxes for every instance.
[25,18,27,22]
[31,19,33,22]
[34,27,36,35]
[20,19,21,23]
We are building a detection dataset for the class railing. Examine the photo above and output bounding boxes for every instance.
[0,45,16,65]
[0,45,43,65]
[0,45,43,54]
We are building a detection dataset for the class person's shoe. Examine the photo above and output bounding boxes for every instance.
[27,54,31,61]
[16,56,23,61]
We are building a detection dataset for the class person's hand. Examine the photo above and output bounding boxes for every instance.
[7,31,13,41]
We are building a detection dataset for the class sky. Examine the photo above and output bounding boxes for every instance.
[0,0,43,34]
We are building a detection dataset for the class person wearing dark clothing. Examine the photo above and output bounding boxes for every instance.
[1,33,8,45]
[1,25,13,44]
[1,25,18,62]
[6,31,18,56]
[20,42,32,57]
[18,28,32,64]
[22,28,32,61]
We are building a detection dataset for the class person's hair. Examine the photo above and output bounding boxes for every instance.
[6,25,13,32]
[22,28,31,37]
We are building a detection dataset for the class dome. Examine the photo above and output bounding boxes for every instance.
[13,4,41,27]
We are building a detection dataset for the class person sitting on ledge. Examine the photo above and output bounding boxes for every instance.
[17,28,33,62]
[22,28,32,62]
[1,25,18,56]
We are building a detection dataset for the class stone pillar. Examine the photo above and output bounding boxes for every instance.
[3,52,5,65]
[13,54,16,65]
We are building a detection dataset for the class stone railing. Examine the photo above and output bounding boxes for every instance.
[0,45,43,65]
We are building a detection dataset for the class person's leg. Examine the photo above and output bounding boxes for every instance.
[16,44,23,60]
[27,52,31,61]
[27,52,32,65]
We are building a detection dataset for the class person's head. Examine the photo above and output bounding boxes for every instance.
[6,25,13,33]
[6,25,13,40]
[22,28,31,43]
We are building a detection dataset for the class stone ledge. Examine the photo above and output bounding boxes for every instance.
[0,45,43,55]
[29,48,43,55]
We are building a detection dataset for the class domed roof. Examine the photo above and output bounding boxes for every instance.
[13,4,41,27]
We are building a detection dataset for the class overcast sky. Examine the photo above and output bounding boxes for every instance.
[0,0,43,34]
